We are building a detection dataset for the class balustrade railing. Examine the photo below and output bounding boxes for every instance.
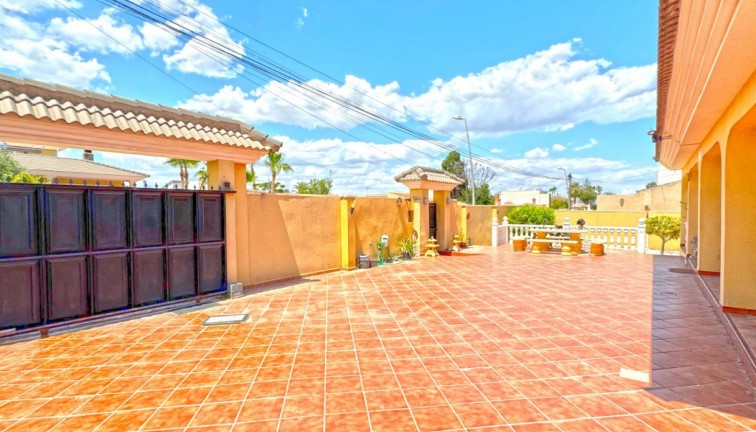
[492,216,647,253]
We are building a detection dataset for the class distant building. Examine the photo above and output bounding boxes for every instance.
[5,143,148,186]
[596,181,681,212]
[498,190,550,206]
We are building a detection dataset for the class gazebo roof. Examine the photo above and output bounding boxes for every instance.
[0,73,281,153]
[394,166,464,186]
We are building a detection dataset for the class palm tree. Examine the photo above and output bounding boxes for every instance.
[165,158,199,189]
[549,187,558,197]
[264,152,293,193]
[195,163,208,189]
[247,165,258,191]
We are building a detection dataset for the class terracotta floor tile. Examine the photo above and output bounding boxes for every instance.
[2,418,62,432]
[493,398,548,424]
[142,405,199,430]
[190,401,242,426]
[279,415,324,431]
[403,386,447,408]
[326,391,366,414]
[0,399,50,420]
[49,413,108,431]
[440,384,487,404]
[237,397,284,422]
[231,420,278,431]
[596,415,656,432]
[365,389,408,411]
[452,402,506,428]
[529,397,587,421]
[325,412,371,431]
[205,384,250,403]
[282,394,324,418]
[95,408,154,431]
[566,394,627,417]
[411,405,462,431]
[369,409,417,432]
[163,386,213,406]
[29,396,91,418]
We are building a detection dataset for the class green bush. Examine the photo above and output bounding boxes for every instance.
[645,215,681,255]
[507,205,555,225]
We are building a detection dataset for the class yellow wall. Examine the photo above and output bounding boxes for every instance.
[351,197,411,257]
[597,181,681,212]
[53,177,125,186]
[465,205,515,245]
[247,193,341,285]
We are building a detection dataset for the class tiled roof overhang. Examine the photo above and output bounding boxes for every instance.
[0,73,281,153]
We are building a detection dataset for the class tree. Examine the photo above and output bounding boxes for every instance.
[548,187,558,197]
[569,179,602,208]
[0,150,24,180]
[646,181,658,189]
[0,151,46,183]
[257,181,287,193]
[264,152,293,193]
[645,215,681,255]
[247,165,258,190]
[507,205,556,225]
[195,163,208,189]
[550,196,569,209]
[441,151,466,200]
[165,158,199,189]
[476,183,495,205]
[295,178,333,195]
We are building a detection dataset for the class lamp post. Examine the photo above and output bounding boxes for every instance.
[452,115,475,205]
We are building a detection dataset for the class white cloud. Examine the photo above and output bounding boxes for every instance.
[524,147,549,158]
[574,138,598,151]
[303,8,308,18]
[181,40,655,135]
[551,144,567,152]
[47,10,145,54]
[490,148,503,154]
[0,38,111,88]
[0,0,81,14]
[179,76,406,129]
[140,22,180,55]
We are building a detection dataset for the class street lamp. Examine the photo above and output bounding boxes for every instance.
[452,115,475,205]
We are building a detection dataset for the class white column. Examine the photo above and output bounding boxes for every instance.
[492,219,498,247]
[502,216,509,244]
[563,216,570,229]
[637,218,646,254]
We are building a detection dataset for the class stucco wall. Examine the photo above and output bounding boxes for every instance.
[352,197,411,257]
[247,193,341,285]
[466,205,515,245]
[597,181,681,212]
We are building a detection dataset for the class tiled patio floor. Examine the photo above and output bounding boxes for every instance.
[1,248,755,431]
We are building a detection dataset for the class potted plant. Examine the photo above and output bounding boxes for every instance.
[397,235,416,260]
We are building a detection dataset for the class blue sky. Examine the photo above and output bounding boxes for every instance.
[0,0,662,194]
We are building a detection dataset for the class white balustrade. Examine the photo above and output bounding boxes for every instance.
[492,216,648,253]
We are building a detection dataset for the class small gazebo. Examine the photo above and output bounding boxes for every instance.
[395,166,464,251]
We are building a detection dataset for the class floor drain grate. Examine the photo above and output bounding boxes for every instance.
[669,268,694,274]
[202,314,249,326]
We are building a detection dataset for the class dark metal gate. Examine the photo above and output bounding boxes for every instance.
[0,183,226,330]
[429,202,437,240]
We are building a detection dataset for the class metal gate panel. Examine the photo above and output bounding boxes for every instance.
[0,184,227,331]
[0,258,41,328]
[197,194,223,242]
[132,191,163,248]
[45,188,87,254]
[167,192,195,245]
[92,252,130,313]
[167,246,196,299]
[0,186,38,257]
[197,244,224,294]
[91,190,128,250]
[132,248,165,306]
[46,254,89,321]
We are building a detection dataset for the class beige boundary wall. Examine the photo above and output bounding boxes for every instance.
[246,193,463,286]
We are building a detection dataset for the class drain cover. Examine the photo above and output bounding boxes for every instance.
[669,268,694,274]
[202,314,249,326]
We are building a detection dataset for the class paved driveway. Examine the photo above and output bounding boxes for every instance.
[0,249,754,431]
